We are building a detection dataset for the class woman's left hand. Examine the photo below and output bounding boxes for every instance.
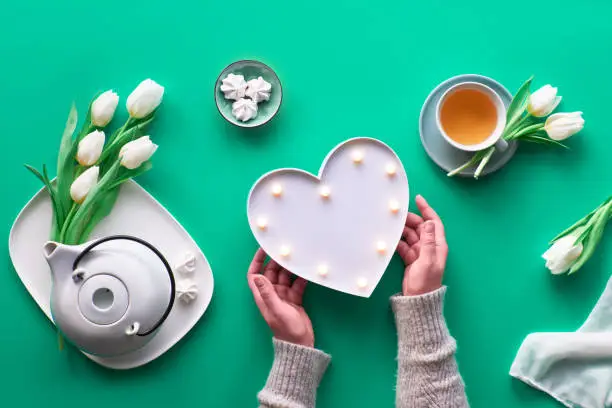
[247,248,314,348]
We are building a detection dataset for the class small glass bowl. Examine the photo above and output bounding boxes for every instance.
[214,60,282,128]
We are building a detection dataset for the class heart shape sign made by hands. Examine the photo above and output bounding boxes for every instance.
[247,138,409,297]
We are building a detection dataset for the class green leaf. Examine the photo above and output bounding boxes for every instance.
[76,187,121,244]
[505,76,534,131]
[58,203,78,243]
[25,164,46,185]
[552,197,612,243]
[25,164,62,238]
[551,213,596,243]
[54,104,78,226]
[569,204,611,274]
[574,224,594,244]
[56,104,78,176]
[521,135,569,149]
[550,197,612,245]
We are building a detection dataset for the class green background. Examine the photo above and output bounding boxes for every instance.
[1,1,611,407]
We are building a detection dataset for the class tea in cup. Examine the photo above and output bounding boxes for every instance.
[436,82,508,152]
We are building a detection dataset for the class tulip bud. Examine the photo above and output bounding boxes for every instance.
[70,166,99,203]
[527,85,562,117]
[91,90,119,127]
[126,79,164,119]
[542,231,584,274]
[119,136,158,169]
[76,130,105,166]
[544,112,584,141]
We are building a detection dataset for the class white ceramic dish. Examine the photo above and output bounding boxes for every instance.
[9,180,214,369]
[247,137,409,298]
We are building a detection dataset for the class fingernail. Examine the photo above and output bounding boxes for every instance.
[254,276,265,288]
[424,221,434,232]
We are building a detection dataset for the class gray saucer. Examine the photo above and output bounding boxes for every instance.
[419,74,517,177]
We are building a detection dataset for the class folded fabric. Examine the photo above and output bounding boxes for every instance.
[510,276,612,408]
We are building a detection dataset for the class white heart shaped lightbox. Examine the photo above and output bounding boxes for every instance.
[247,138,409,297]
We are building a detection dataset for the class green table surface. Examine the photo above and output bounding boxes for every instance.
[1,1,611,407]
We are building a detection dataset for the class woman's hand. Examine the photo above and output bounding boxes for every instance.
[396,195,448,296]
[247,248,314,348]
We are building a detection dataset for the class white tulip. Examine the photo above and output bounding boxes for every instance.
[542,231,584,275]
[119,136,158,169]
[527,85,562,117]
[70,166,99,203]
[126,79,164,119]
[91,90,119,127]
[544,112,585,141]
[76,130,105,166]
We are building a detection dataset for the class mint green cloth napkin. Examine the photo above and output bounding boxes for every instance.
[511,277,612,408]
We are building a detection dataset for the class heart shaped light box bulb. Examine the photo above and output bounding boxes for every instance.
[247,138,409,297]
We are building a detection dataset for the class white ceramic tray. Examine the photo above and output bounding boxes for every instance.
[9,180,214,369]
[247,137,409,298]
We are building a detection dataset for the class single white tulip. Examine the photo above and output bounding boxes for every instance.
[527,85,562,117]
[542,231,584,274]
[91,90,119,127]
[70,166,99,203]
[119,136,158,169]
[76,130,105,166]
[126,79,164,118]
[544,112,585,141]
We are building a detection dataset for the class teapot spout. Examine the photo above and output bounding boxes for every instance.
[43,241,60,259]
[43,241,82,279]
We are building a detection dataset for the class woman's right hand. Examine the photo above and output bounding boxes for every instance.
[396,195,448,296]
[247,248,314,348]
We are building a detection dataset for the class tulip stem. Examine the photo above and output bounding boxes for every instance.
[447,160,476,177]
[447,149,489,177]
[473,147,496,179]
[98,117,151,164]
[505,123,544,141]
[59,203,78,242]
[118,118,134,137]
[504,114,532,139]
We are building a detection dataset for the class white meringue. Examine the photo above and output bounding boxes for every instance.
[174,251,196,275]
[245,76,272,103]
[220,73,247,100]
[232,98,258,122]
[176,279,198,304]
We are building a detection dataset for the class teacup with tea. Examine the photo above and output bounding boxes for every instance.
[436,82,508,152]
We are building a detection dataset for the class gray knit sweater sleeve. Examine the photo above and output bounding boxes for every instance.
[258,338,330,408]
[391,286,469,407]
[258,287,467,408]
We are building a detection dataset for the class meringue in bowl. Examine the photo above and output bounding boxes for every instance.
[215,60,282,128]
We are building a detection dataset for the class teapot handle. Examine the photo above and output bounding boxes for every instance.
[72,235,176,336]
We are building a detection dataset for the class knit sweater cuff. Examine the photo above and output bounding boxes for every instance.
[390,286,450,348]
[258,338,331,408]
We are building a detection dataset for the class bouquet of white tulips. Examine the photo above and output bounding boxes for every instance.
[543,197,612,275]
[26,79,164,244]
[448,77,585,178]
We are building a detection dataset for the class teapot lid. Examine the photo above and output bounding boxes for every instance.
[72,236,176,336]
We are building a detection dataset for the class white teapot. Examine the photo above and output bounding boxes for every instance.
[43,235,175,357]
